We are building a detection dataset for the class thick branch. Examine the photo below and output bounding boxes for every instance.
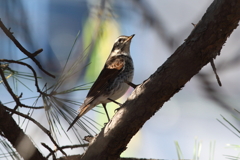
[59,156,159,160]
[4,107,67,157]
[81,0,240,159]
[0,103,46,160]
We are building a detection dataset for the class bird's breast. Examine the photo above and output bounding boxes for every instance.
[107,58,134,100]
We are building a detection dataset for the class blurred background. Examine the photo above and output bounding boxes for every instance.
[0,0,240,159]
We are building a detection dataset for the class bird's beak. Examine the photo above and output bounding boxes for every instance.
[125,34,135,42]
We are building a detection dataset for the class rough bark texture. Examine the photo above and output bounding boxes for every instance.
[58,156,159,160]
[81,0,240,159]
[0,104,46,160]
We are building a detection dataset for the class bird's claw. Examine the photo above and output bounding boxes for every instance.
[114,105,122,113]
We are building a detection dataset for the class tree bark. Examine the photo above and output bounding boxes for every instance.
[81,0,240,159]
[0,104,46,160]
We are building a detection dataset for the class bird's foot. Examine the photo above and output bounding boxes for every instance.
[114,107,121,113]
[114,103,123,112]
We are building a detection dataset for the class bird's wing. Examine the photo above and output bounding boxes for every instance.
[67,57,124,131]
[84,56,125,105]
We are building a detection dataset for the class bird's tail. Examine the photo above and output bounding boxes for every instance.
[67,104,90,131]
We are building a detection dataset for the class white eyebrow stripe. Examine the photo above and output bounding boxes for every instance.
[114,36,127,43]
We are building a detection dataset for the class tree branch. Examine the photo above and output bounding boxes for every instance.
[0,19,55,78]
[0,103,46,160]
[4,107,67,157]
[41,143,56,159]
[46,144,88,159]
[81,0,240,159]
[0,59,42,93]
[0,67,21,109]
[0,60,45,113]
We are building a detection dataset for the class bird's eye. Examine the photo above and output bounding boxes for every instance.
[118,39,124,43]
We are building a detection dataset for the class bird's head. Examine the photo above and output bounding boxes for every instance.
[110,34,135,56]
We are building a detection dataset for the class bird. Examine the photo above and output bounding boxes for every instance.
[67,34,135,131]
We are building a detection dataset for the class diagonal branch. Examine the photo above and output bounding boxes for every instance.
[0,103,46,160]
[4,107,67,157]
[46,144,88,159]
[0,19,55,78]
[81,0,240,159]
[41,143,56,159]
[210,59,222,86]
[0,60,45,112]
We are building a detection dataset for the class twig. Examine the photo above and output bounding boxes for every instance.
[0,59,46,110]
[58,144,89,150]
[18,105,44,109]
[0,103,46,159]
[41,143,56,159]
[4,107,48,133]
[0,19,55,78]
[210,59,222,86]
[0,59,46,94]
[0,67,21,113]
[4,107,67,157]
[46,144,88,158]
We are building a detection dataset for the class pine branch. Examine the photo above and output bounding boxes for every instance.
[0,103,46,160]
[0,19,55,78]
[81,0,240,159]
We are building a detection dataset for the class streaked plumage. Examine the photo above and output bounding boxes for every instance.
[67,34,135,131]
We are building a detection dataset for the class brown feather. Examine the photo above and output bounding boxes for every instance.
[67,34,134,131]
[67,104,90,131]
[83,56,125,105]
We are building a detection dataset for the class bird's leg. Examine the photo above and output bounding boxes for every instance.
[125,80,138,89]
[102,103,110,121]
[107,98,123,113]
[107,98,122,106]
